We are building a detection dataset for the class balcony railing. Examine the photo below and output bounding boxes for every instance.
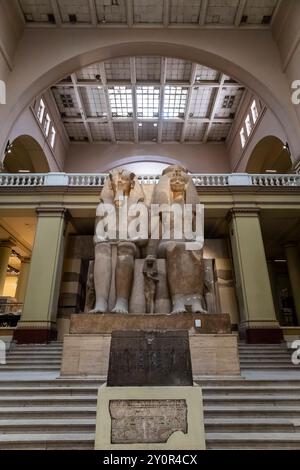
[0,172,299,188]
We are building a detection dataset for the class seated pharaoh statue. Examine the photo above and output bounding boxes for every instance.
[151,165,207,314]
[92,169,147,314]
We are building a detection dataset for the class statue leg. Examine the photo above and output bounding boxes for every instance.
[91,243,112,313]
[112,242,136,314]
[166,244,206,314]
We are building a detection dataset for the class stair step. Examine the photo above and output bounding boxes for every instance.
[0,418,96,433]
[0,407,97,419]
[205,433,300,450]
[0,396,97,406]
[0,433,94,450]
[204,406,300,418]
[205,418,299,433]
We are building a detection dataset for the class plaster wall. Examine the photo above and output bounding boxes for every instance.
[64,142,230,174]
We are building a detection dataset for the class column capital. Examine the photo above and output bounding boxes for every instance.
[227,208,260,222]
[0,238,15,249]
[20,256,31,264]
[36,207,69,219]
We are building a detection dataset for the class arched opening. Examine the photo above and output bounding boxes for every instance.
[246,136,292,174]
[3,135,50,173]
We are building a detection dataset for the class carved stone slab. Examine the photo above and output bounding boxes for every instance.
[70,313,232,334]
[110,399,187,444]
[107,330,193,387]
[94,385,206,450]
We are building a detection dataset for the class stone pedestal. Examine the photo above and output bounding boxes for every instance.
[94,384,206,450]
[61,333,240,377]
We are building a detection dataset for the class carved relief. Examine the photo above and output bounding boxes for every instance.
[110,399,187,444]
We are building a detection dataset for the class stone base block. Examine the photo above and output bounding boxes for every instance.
[95,384,206,450]
[70,313,232,335]
[190,334,240,376]
[61,333,240,377]
[13,327,57,344]
[239,321,283,344]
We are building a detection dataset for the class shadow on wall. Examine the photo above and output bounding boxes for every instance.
[2,135,50,173]
[246,136,292,174]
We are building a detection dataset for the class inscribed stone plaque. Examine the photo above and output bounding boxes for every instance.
[107,330,193,386]
[109,399,187,444]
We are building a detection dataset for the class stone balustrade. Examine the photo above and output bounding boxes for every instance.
[0,172,299,188]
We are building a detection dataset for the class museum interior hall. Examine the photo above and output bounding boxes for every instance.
[0,0,300,452]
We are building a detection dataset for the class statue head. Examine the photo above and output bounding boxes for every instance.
[153,165,199,205]
[100,169,145,207]
[145,255,156,267]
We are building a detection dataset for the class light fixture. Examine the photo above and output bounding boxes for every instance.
[153,123,158,127]
[138,123,143,127]
[5,141,12,155]
[283,142,290,154]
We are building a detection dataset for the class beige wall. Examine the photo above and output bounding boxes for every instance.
[64,142,230,174]
[227,90,289,172]
[7,105,68,172]
[0,1,23,82]
[272,0,300,127]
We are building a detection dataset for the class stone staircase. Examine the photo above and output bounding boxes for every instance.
[0,342,299,449]
[238,343,299,370]
[1,342,62,371]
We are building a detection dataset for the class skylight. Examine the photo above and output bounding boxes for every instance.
[163,86,188,119]
[136,86,160,119]
[108,86,133,118]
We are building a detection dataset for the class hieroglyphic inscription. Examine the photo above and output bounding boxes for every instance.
[109,399,187,444]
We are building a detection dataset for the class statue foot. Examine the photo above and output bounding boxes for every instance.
[112,298,129,314]
[191,297,207,314]
[171,298,187,314]
[89,299,107,314]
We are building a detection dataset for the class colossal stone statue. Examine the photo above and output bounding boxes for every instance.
[92,169,146,314]
[151,165,207,314]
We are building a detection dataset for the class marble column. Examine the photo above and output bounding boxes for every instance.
[0,240,14,295]
[228,209,282,343]
[14,208,68,344]
[284,243,300,326]
[15,257,31,303]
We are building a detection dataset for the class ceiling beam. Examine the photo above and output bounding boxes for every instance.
[99,63,116,142]
[126,0,134,27]
[180,63,197,143]
[199,0,208,26]
[50,0,62,26]
[158,58,167,143]
[203,74,226,143]
[130,57,139,143]
[163,0,170,27]
[235,0,247,27]
[71,74,93,143]
[88,0,98,26]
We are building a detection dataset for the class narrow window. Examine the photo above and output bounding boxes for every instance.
[50,126,56,148]
[240,128,246,148]
[37,99,45,123]
[251,100,259,124]
[245,114,252,136]
[44,114,51,136]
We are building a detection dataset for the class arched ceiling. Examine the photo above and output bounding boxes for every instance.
[50,56,246,144]
[18,0,279,28]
